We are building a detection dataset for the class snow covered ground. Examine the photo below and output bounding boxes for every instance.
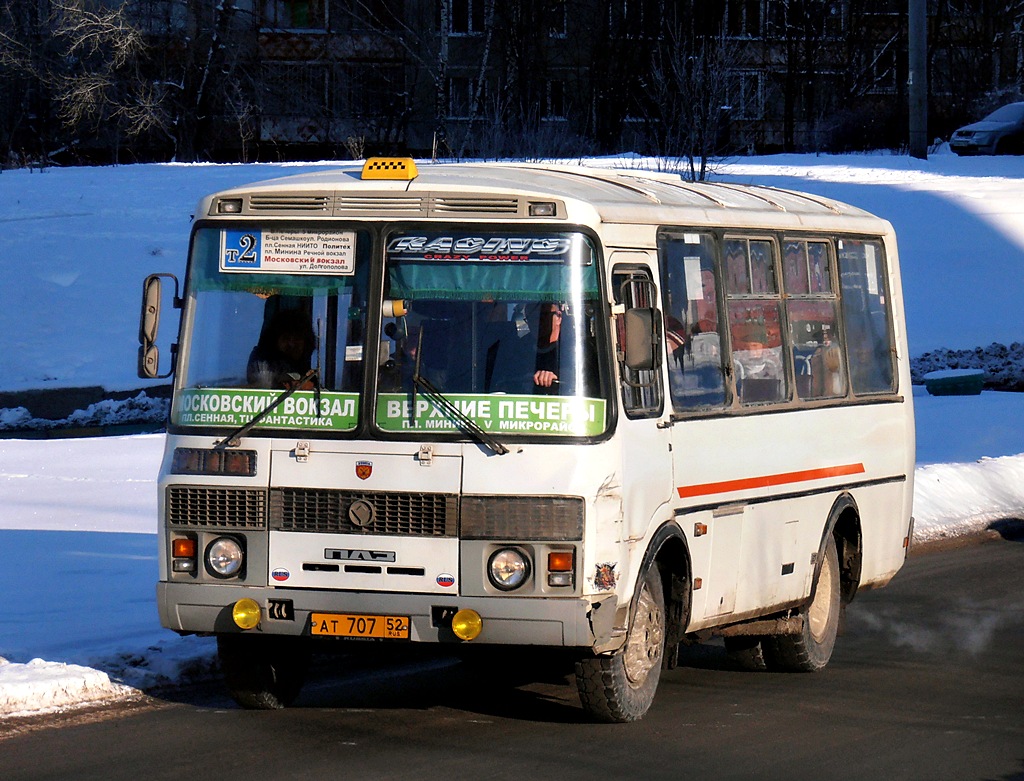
[1,149,1022,719]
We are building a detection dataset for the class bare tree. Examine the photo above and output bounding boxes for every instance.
[642,25,733,180]
[45,0,157,158]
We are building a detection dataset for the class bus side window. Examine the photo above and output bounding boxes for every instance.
[838,239,896,394]
[657,231,727,411]
[783,239,847,400]
[724,238,787,405]
[612,266,663,418]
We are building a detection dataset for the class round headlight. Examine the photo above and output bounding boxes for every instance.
[487,547,530,591]
[206,537,244,578]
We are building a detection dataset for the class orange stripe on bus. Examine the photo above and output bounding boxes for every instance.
[677,463,866,499]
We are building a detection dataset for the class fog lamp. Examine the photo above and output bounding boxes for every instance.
[451,609,482,641]
[528,201,557,217]
[232,598,261,630]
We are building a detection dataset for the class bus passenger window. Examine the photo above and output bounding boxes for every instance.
[783,240,846,400]
[657,231,727,411]
[724,238,787,405]
[838,239,896,394]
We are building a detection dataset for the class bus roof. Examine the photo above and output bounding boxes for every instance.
[200,161,892,235]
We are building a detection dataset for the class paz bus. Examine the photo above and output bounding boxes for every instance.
[139,158,915,722]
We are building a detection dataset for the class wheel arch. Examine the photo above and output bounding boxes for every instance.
[821,492,862,605]
[637,520,692,654]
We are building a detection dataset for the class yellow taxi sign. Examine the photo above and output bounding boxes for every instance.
[361,157,418,180]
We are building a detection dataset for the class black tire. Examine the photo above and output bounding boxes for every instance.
[723,635,769,671]
[217,634,311,710]
[763,534,841,672]
[575,567,666,723]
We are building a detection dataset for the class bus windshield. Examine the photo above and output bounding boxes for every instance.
[170,226,608,438]
[376,230,608,437]
[171,226,370,432]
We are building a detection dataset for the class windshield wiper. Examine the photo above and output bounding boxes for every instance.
[411,327,509,456]
[412,372,509,456]
[214,367,320,449]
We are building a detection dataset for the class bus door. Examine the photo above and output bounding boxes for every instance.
[610,257,672,549]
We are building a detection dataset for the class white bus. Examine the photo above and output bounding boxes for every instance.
[139,158,915,722]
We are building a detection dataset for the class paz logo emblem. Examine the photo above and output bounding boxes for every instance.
[348,498,375,528]
[355,460,373,480]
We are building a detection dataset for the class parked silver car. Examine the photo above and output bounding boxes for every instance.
[950,102,1024,155]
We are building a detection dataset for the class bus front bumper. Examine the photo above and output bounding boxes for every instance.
[157,582,622,650]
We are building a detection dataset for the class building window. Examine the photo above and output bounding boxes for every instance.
[262,62,328,116]
[449,0,485,35]
[132,0,190,34]
[335,64,404,120]
[730,71,763,120]
[727,0,762,38]
[545,80,566,120]
[548,0,567,37]
[262,0,326,30]
[865,44,897,94]
[609,0,661,39]
[448,76,484,119]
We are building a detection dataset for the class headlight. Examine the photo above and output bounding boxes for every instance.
[206,537,244,578]
[487,547,531,591]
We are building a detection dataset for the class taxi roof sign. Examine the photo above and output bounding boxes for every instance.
[361,157,418,180]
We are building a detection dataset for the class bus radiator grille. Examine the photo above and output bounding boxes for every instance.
[165,486,267,529]
[269,488,458,537]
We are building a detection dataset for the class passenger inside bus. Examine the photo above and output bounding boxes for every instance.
[731,321,784,403]
[379,299,598,398]
[246,307,316,389]
[533,302,564,392]
[664,314,726,408]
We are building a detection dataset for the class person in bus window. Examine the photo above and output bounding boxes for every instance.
[247,308,315,389]
[533,302,564,392]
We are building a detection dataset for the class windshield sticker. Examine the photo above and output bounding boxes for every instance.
[386,234,580,263]
[376,393,606,436]
[220,229,356,275]
[174,388,359,430]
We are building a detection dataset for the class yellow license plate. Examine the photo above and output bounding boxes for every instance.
[310,612,410,639]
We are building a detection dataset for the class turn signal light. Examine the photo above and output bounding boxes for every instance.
[547,550,575,587]
[172,538,196,558]
[547,551,573,571]
[171,536,196,573]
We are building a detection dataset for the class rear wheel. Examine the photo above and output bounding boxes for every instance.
[575,567,666,723]
[217,634,310,709]
[763,534,841,672]
[724,635,769,671]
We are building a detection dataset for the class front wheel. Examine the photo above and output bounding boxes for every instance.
[217,634,310,710]
[763,534,841,672]
[575,567,666,723]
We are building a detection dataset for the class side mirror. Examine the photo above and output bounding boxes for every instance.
[623,308,658,371]
[138,273,180,379]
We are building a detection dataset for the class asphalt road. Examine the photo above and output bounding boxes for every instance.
[2,537,1022,781]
